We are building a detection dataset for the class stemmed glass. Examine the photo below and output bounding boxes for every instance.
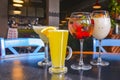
[68,12,93,70]
[33,25,56,66]
[90,10,111,66]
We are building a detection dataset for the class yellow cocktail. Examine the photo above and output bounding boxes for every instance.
[49,30,68,67]
[48,30,72,73]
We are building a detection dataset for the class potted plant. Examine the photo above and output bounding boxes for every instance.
[108,0,120,34]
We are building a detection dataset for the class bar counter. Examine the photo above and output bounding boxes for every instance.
[0,52,120,80]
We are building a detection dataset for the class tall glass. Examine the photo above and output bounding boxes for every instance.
[68,12,93,70]
[48,30,72,73]
[33,26,55,66]
[90,10,111,66]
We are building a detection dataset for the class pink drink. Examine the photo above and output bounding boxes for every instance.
[68,18,93,39]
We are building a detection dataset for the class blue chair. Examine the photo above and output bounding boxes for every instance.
[0,38,45,59]
[93,38,120,60]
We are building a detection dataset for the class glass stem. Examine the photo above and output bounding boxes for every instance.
[98,66,101,80]
[98,40,102,63]
[79,39,84,65]
[79,70,83,80]
[44,43,49,63]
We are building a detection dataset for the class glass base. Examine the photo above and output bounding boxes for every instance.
[71,64,92,70]
[49,67,67,74]
[37,61,51,66]
[90,60,109,66]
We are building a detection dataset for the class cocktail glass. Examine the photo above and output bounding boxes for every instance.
[90,10,111,66]
[68,12,93,70]
[33,25,56,66]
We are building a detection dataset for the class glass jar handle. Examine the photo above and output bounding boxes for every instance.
[66,46,72,60]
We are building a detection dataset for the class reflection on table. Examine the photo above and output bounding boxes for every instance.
[0,51,120,80]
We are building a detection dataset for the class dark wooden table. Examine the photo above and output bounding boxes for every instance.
[0,52,120,80]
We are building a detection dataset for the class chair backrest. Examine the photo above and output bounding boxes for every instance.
[93,38,120,53]
[1,38,44,58]
[93,38,120,60]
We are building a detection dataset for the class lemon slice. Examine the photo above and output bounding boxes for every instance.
[41,26,57,37]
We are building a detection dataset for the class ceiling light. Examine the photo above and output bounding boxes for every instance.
[59,24,63,26]
[61,20,67,23]
[65,17,70,20]
[13,0,24,3]
[13,7,21,14]
[13,3,23,7]
[13,10,21,14]
[93,0,101,9]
